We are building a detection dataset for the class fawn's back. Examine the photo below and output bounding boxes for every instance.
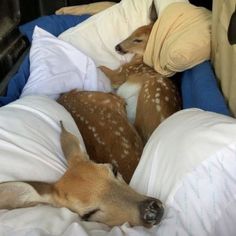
[58,90,143,182]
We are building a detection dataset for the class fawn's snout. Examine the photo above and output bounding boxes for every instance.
[115,44,127,55]
[140,198,164,226]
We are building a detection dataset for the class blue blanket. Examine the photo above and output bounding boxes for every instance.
[0,14,230,116]
[181,61,230,116]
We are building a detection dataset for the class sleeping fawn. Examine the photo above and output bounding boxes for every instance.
[100,24,181,143]
[58,90,143,183]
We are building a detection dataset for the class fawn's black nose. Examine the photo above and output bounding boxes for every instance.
[115,44,127,54]
[115,44,122,52]
[139,198,164,226]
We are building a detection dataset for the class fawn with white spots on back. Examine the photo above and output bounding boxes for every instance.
[100,24,182,143]
[58,90,143,183]
[0,121,164,227]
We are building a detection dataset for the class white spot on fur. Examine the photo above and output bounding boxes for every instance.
[161,115,165,121]
[119,127,124,132]
[115,131,121,136]
[122,137,129,143]
[91,127,96,132]
[156,105,161,111]
[122,142,131,149]
[124,150,129,155]
[102,99,111,104]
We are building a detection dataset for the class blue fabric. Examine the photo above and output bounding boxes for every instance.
[180,61,231,116]
[0,55,30,105]
[0,14,90,106]
[19,14,90,42]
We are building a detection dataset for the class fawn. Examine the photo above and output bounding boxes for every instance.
[58,90,143,183]
[100,24,181,143]
[0,121,163,227]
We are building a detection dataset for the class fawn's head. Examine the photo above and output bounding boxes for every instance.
[115,1,157,56]
[0,121,164,227]
[115,24,153,56]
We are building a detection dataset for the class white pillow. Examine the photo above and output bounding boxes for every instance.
[21,26,111,100]
[130,108,236,236]
[59,0,189,70]
[0,95,85,183]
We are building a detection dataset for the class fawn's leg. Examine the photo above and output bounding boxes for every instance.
[99,66,126,88]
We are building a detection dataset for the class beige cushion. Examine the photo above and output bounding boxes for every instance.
[211,0,236,117]
[144,2,211,77]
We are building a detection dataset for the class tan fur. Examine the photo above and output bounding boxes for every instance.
[57,90,143,183]
[0,122,164,227]
[100,24,181,143]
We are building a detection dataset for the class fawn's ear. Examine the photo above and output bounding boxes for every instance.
[149,1,158,22]
[60,121,88,165]
[0,181,56,209]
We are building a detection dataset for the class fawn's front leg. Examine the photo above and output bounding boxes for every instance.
[99,66,126,88]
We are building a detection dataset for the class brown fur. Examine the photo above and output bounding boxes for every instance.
[57,90,143,183]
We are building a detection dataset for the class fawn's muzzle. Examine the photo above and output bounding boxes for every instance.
[139,198,164,226]
[115,44,127,55]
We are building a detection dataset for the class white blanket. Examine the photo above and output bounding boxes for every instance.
[0,97,236,235]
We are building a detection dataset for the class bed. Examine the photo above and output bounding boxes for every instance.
[0,0,235,235]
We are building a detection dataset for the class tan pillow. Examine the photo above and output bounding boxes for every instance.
[144,2,211,77]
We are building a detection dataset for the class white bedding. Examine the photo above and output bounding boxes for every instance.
[0,97,236,236]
